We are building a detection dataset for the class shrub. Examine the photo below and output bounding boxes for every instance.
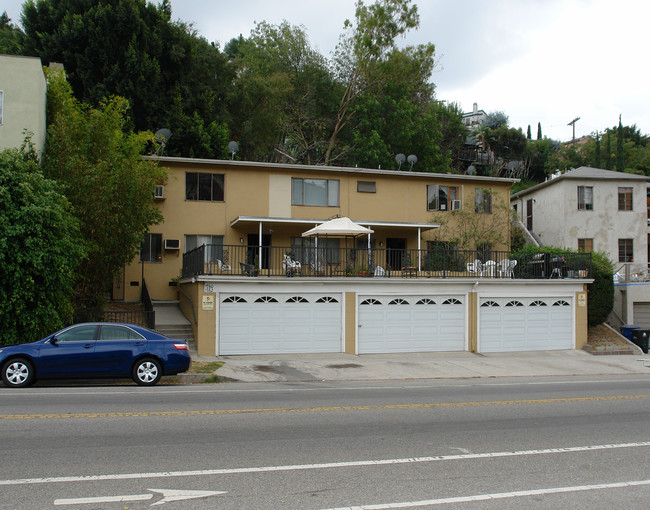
[587,251,614,326]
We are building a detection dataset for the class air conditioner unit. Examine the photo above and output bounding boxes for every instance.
[164,239,180,250]
[451,200,461,210]
[154,185,164,199]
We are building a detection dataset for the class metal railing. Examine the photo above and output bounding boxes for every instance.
[182,245,591,280]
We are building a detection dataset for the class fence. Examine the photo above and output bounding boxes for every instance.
[182,244,591,280]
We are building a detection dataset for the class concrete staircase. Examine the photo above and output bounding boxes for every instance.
[152,301,197,356]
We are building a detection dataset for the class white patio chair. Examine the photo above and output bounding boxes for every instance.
[498,259,516,278]
[283,253,302,276]
[467,259,483,276]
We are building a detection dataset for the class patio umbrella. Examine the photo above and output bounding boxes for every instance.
[302,217,374,273]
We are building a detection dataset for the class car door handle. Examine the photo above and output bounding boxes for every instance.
[83,343,93,349]
[133,342,145,346]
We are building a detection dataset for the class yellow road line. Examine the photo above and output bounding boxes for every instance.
[1,394,649,420]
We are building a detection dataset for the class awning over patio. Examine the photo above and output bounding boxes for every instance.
[230,215,439,232]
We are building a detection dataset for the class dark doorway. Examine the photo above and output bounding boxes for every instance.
[247,234,271,269]
[526,199,534,231]
[386,238,406,270]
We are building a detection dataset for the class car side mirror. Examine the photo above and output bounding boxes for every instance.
[50,336,59,345]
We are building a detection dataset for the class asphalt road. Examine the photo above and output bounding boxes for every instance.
[1,375,649,509]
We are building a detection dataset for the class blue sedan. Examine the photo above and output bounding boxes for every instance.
[0,323,192,387]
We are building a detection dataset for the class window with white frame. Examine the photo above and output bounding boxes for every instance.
[618,187,633,211]
[577,186,593,210]
[427,185,459,211]
[140,233,162,262]
[291,178,339,206]
[474,188,492,214]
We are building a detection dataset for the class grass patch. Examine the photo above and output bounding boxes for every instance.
[201,375,221,383]
[190,361,224,373]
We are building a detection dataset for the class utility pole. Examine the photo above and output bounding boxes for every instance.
[567,117,580,142]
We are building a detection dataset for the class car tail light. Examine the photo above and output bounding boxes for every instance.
[173,343,188,350]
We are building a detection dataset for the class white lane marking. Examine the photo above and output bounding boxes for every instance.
[320,479,650,509]
[2,442,649,486]
[54,494,152,505]
[53,489,226,506]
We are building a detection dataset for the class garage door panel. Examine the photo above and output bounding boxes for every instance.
[219,293,342,354]
[359,295,465,353]
[480,297,572,352]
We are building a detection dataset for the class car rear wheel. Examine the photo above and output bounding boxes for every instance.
[132,358,162,386]
[2,358,35,388]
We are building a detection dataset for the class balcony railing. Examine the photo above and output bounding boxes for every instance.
[182,245,591,280]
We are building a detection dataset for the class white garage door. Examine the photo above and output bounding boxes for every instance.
[479,297,573,352]
[632,303,650,328]
[358,295,465,353]
[219,293,342,354]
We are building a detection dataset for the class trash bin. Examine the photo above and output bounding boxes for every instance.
[630,329,650,354]
[620,325,640,342]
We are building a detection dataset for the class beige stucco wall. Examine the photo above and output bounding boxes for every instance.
[575,288,589,349]
[121,159,515,302]
[0,55,47,159]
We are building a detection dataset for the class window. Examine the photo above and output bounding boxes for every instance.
[140,233,162,262]
[427,185,459,211]
[618,187,633,211]
[618,239,633,262]
[291,236,340,265]
[185,172,224,201]
[99,325,144,341]
[291,178,339,206]
[357,181,376,193]
[0,90,3,125]
[577,186,593,210]
[578,238,593,252]
[475,188,492,214]
[185,235,223,262]
[55,324,98,342]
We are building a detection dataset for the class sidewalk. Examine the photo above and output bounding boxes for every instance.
[178,350,650,383]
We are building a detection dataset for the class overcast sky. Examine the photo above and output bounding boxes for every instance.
[4,0,649,142]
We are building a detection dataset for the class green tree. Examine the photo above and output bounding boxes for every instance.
[225,21,337,163]
[476,125,527,176]
[616,115,625,171]
[44,68,166,310]
[594,131,601,168]
[0,148,85,345]
[526,125,531,140]
[605,130,612,169]
[537,122,542,140]
[21,0,231,159]
[587,251,614,326]
[0,11,24,54]
[325,0,425,165]
[483,111,509,129]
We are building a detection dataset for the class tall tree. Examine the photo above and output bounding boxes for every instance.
[225,21,337,163]
[594,130,601,168]
[537,122,542,140]
[0,147,84,345]
[0,11,24,54]
[325,0,426,165]
[526,125,531,140]
[21,0,231,159]
[616,114,625,171]
[605,130,612,169]
[44,68,166,309]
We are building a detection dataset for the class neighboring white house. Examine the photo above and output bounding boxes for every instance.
[511,166,650,328]
[462,102,488,131]
[0,54,47,159]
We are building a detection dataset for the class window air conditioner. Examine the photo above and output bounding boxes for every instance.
[154,185,164,199]
[164,239,180,250]
[451,200,461,210]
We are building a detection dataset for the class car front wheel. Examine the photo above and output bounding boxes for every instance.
[2,358,35,388]
[132,358,162,386]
